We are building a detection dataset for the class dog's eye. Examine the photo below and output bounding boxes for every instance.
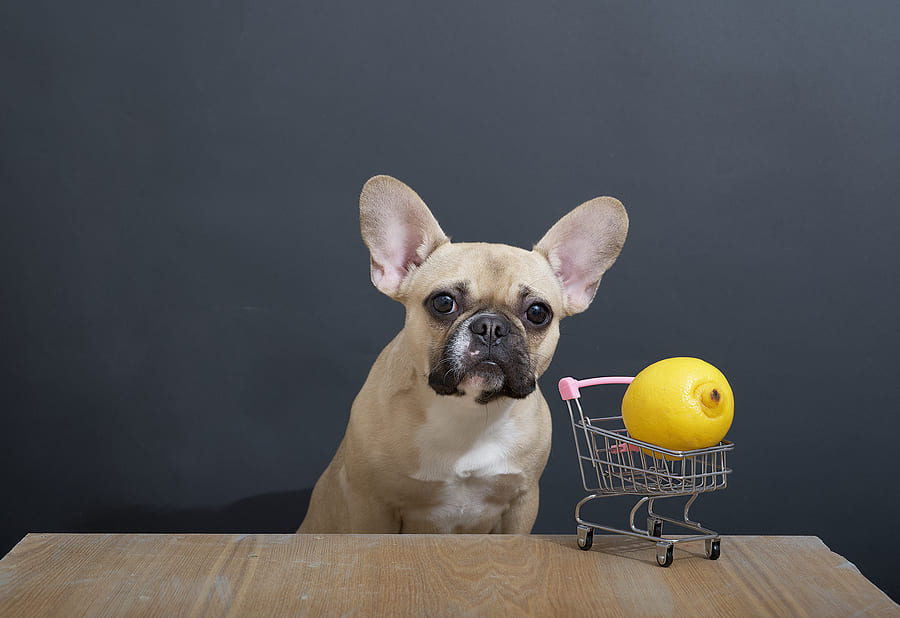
[525,303,551,326]
[431,294,457,315]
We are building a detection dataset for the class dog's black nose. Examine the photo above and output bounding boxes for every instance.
[469,313,511,345]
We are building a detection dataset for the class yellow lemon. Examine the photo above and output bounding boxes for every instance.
[622,357,734,458]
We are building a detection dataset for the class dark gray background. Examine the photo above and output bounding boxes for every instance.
[3,0,898,600]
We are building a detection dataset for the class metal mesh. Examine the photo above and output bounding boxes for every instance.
[567,399,732,496]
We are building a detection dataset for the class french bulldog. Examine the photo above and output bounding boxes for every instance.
[299,175,628,533]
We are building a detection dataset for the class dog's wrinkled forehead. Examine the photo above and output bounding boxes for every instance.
[407,242,563,309]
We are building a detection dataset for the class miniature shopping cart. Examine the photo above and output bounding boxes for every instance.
[558,376,734,566]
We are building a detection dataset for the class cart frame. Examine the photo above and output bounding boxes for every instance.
[558,376,734,566]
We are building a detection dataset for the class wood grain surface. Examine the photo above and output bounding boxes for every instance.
[0,534,896,616]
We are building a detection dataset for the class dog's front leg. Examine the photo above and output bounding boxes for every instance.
[340,471,403,533]
[498,485,541,533]
[301,455,402,533]
[346,497,402,533]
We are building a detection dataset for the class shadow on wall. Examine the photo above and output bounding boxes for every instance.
[63,489,313,535]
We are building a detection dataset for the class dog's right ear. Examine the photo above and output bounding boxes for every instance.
[360,175,450,299]
[535,196,628,316]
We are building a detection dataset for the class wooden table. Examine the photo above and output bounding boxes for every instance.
[0,534,895,616]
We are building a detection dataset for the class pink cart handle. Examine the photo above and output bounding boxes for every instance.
[558,376,634,401]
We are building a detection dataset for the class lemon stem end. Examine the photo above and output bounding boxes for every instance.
[700,386,723,417]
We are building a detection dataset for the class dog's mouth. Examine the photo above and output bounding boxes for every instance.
[428,357,535,404]
[427,314,536,404]
[469,359,505,385]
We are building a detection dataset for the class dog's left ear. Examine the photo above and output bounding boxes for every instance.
[535,197,629,316]
[360,175,450,299]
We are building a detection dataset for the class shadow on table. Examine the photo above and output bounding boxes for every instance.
[64,488,313,535]
[540,533,712,566]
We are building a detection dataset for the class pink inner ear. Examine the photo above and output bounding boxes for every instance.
[371,259,405,295]
[555,236,597,308]
[370,219,428,295]
[384,220,426,269]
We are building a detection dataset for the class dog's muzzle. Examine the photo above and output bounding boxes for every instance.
[427,312,536,404]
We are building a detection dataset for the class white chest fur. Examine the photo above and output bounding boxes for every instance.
[408,394,525,532]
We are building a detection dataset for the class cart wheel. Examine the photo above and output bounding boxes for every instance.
[576,525,593,551]
[647,517,663,538]
[656,542,674,567]
[705,538,721,560]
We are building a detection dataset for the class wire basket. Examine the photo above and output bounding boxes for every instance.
[571,408,732,496]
